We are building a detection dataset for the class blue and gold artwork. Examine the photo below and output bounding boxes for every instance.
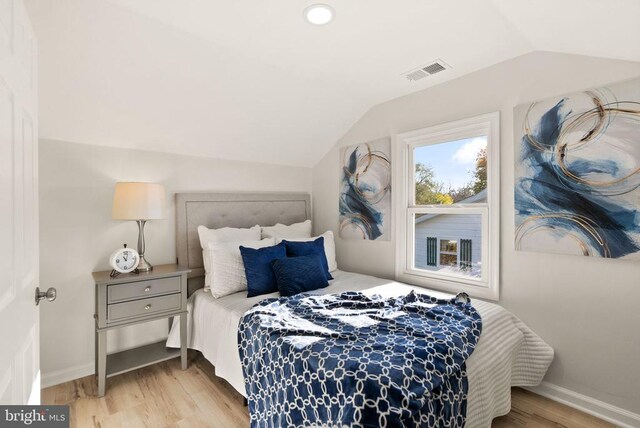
[514,78,640,259]
[339,138,391,240]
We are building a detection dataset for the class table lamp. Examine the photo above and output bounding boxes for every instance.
[112,182,166,272]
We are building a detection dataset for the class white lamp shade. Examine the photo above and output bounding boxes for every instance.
[112,182,166,220]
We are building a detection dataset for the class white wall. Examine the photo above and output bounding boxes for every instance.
[39,139,311,386]
[312,51,640,416]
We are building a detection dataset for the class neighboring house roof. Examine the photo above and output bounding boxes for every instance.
[415,189,487,225]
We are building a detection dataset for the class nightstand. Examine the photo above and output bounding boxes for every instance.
[92,264,191,397]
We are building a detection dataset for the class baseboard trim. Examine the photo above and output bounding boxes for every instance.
[41,362,94,389]
[525,381,640,428]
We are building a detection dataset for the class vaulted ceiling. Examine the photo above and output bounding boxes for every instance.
[25,0,640,167]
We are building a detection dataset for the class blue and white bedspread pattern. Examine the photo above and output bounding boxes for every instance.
[238,290,482,427]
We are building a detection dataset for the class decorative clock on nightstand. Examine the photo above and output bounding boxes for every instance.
[109,244,139,277]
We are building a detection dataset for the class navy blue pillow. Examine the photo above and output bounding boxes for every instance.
[240,243,287,297]
[282,237,333,280]
[271,255,329,297]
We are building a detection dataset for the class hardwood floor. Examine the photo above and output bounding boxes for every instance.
[42,353,613,428]
[492,390,614,428]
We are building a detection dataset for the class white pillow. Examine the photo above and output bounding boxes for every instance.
[197,224,260,249]
[199,225,261,291]
[276,230,337,272]
[205,238,275,298]
[261,220,312,240]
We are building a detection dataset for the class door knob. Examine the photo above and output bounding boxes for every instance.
[35,287,57,305]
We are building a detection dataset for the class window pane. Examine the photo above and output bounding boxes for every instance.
[440,239,457,253]
[414,136,487,205]
[440,253,457,266]
[414,213,482,279]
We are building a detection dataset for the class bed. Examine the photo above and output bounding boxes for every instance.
[166,192,553,427]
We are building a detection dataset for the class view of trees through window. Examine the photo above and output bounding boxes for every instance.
[414,137,487,205]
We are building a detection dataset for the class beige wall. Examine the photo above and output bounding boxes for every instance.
[39,139,312,386]
[312,51,640,414]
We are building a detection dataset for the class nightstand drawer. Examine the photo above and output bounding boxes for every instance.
[107,276,181,304]
[108,294,181,322]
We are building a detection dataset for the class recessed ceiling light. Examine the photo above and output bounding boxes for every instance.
[304,4,335,25]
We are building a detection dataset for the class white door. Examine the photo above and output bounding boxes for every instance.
[0,0,41,405]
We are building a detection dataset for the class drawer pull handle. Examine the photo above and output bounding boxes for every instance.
[145,305,151,310]
[144,287,151,292]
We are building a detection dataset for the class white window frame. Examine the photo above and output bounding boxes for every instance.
[394,112,500,300]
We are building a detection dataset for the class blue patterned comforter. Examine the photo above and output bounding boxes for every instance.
[238,290,482,427]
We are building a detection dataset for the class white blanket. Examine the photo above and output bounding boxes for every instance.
[167,270,553,427]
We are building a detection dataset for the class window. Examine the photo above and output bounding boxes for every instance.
[396,113,500,300]
[438,238,458,266]
[424,237,473,270]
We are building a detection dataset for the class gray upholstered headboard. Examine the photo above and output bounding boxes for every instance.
[176,192,311,294]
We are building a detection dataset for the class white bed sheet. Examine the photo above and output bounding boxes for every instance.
[167,270,553,427]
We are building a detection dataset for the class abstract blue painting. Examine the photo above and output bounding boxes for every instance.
[514,78,640,259]
[339,138,391,240]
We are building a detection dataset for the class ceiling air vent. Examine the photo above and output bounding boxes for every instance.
[402,59,450,82]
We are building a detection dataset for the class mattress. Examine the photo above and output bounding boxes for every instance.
[167,270,553,427]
